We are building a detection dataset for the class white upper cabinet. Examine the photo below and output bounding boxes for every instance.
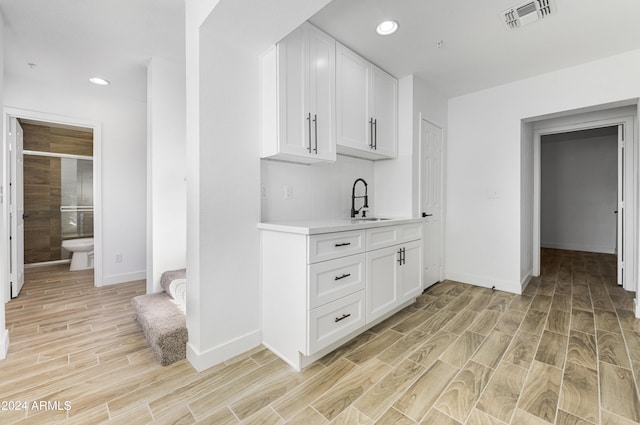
[336,43,398,160]
[335,44,370,154]
[260,23,336,163]
[370,65,398,158]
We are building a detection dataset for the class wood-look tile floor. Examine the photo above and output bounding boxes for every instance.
[2,250,640,424]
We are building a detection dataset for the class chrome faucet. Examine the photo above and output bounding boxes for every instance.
[351,178,369,218]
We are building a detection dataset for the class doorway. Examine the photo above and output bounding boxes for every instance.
[533,113,635,292]
[21,120,94,265]
[540,126,619,272]
[3,108,103,302]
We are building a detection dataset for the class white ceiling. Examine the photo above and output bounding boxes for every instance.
[310,0,640,97]
[1,0,639,103]
[0,0,185,102]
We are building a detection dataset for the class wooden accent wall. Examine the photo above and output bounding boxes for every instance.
[24,156,62,263]
[22,122,93,156]
[21,122,93,264]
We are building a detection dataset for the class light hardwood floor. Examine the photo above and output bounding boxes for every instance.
[2,249,640,424]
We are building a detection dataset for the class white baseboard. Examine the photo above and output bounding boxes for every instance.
[635,298,640,319]
[541,242,615,255]
[187,329,261,372]
[446,271,520,294]
[0,328,9,360]
[101,271,146,286]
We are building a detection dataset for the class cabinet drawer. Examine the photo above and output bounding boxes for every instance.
[366,223,422,251]
[307,291,365,354]
[308,254,365,309]
[308,230,365,263]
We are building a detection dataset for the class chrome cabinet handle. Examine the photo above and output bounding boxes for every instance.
[335,313,351,323]
[397,248,406,265]
[369,118,374,148]
[306,113,312,153]
[374,118,377,150]
[313,114,318,153]
[334,273,351,281]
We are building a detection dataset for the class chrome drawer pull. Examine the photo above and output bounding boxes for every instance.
[334,242,351,247]
[334,273,351,281]
[335,313,351,323]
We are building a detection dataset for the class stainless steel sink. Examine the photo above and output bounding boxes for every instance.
[350,217,392,222]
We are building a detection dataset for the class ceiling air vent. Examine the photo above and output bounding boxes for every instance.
[502,0,553,29]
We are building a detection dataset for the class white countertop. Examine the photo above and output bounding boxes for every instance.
[257,217,423,235]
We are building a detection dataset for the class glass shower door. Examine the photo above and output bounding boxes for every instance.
[60,158,94,240]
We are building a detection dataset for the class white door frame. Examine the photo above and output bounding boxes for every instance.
[2,107,103,303]
[418,115,445,286]
[533,115,636,291]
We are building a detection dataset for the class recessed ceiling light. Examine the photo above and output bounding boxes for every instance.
[376,20,399,36]
[89,77,110,86]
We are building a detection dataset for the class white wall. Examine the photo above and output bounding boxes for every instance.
[147,57,187,294]
[375,75,448,218]
[261,155,374,221]
[541,131,618,254]
[0,12,8,359]
[374,75,413,217]
[447,48,640,294]
[412,76,448,216]
[4,74,147,286]
[520,122,534,287]
[185,0,332,371]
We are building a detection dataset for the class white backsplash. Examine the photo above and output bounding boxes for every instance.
[261,155,375,222]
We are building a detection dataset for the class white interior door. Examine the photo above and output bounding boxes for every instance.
[9,117,25,298]
[420,119,444,289]
[617,124,624,286]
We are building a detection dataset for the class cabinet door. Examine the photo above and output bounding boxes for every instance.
[365,245,401,323]
[399,240,423,301]
[371,65,398,158]
[336,43,370,152]
[276,26,312,158]
[305,24,336,161]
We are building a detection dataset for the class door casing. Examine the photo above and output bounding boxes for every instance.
[533,115,636,292]
[2,107,103,306]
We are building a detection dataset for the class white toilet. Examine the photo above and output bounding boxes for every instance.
[61,238,94,271]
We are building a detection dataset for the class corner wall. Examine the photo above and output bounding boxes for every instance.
[447,48,640,294]
[520,121,534,289]
[147,57,187,294]
[185,0,332,371]
[374,75,448,218]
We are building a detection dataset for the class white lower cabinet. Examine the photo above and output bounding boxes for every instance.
[366,239,422,323]
[260,221,422,370]
[400,241,423,299]
[366,245,400,322]
[308,290,365,354]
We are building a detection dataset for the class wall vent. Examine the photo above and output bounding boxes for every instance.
[502,0,553,29]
